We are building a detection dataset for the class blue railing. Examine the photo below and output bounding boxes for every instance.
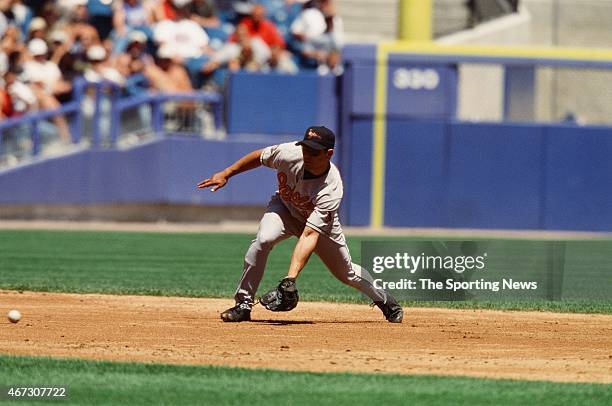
[0,99,81,156]
[0,78,223,163]
[94,81,223,147]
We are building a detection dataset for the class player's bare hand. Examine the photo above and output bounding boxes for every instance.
[197,171,228,192]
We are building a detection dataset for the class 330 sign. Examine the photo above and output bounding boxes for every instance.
[392,68,440,90]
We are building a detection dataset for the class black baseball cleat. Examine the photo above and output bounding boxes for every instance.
[220,304,251,322]
[375,295,404,323]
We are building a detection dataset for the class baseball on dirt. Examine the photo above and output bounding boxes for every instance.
[7,309,21,323]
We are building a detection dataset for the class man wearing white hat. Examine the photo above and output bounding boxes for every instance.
[24,38,69,96]
[23,38,72,142]
[27,17,48,41]
[48,30,81,86]
[84,44,125,85]
[115,30,152,79]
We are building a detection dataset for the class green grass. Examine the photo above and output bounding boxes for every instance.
[0,355,610,406]
[0,229,609,313]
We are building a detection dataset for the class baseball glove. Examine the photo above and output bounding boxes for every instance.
[259,277,299,312]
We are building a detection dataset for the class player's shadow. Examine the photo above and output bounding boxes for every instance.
[251,319,383,325]
[251,319,315,325]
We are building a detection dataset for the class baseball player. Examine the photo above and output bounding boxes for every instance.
[197,126,403,323]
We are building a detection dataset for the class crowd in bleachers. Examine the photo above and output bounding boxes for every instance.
[1,0,345,121]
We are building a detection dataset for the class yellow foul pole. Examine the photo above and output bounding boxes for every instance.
[399,0,433,42]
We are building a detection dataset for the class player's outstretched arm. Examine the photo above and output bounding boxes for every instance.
[287,225,320,279]
[196,148,264,192]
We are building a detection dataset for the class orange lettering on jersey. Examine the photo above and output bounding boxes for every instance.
[277,172,315,217]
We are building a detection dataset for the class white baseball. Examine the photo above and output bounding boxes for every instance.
[7,309,21,323]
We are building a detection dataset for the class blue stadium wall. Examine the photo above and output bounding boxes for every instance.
[0,136,287,207]
[343,119,612,231]
[1,46,612,231]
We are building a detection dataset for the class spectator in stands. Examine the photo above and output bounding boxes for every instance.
[24,38,71,99]
[87,0,114,41]
[290,0,343,74]
[189,0,220,28]
[0,9,6,39]
[264,43,298,74]
[111,0,154,53]
[115,30,153,94]
[1,0,32,40]
[230,0,255,25]
[1,24,24,57]
[60,0,101,52]
[314,0,344,75]
[1,64,38,162]
[153,0,211,86]
[48,29,82,85]
[3,64,37,116]
[144,44,193,92]
[152,0,180,22]
[26,16,46,41]
[113,0,154,34]
[0,86,13,119]
[146,43,198,131]
[153,0,210,60]
[233,3,285,51]
[0,53,15,118]
[83,44,125,85]
[289,0,322,67]
[39,0,61,32]
[289,0,326,61]
[226,23,259,72]
[23,38,72,141]
[115,30,149,77]
[261,0,304,28]
[0,48,6,77]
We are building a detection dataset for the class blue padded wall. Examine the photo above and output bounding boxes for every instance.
[0,152,91,203]
[445,122,544,229]
[227,72,338,135]
[384,119,448,227]
[343,119,373,226]
[544,125,612,231]
[345,64,376,117]
[0,137,283,206]
[164,138,232,205]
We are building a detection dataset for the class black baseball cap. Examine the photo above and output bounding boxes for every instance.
[296,126,335,150]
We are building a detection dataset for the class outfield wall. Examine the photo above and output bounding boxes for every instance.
[339,42,612,231]
[226,72,339,135]
[342,119,612,231]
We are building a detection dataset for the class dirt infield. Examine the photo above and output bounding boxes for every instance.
[1,291,611,384]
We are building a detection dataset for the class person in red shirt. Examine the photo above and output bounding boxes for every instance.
[203,4,296,75]
[153,0,178,22]
[228,4,285,50]
[0,88,14,118]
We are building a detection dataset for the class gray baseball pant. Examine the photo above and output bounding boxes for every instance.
[234,195,389,308]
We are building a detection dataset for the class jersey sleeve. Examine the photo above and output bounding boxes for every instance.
[260,143,289,169]
[305,197,341,235]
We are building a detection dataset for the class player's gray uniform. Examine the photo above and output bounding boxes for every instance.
[235,142,390,308]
